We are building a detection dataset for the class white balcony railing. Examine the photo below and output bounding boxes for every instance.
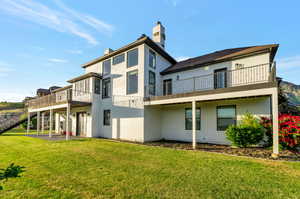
[27,89,92,109]
[145,62,276,98]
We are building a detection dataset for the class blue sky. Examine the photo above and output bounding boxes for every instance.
[0,0,300,101]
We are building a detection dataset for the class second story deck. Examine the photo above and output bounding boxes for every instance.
[27,88,93,110]
[145,62,277,102]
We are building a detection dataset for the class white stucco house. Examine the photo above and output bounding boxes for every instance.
[27,22,280,155]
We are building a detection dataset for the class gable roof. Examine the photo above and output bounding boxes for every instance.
[161,44,279,75]
[67,72,101,83]
[82,35,177,68]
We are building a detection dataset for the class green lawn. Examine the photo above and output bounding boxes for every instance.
[1,129,300,199]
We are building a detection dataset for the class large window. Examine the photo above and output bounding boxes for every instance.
[74,79,89,96]
[185,108,201,130]
[163,79,172,95]
[149,71,156,95]
[102,59,111,76]
[84,79,90,93]
[94,78,101,94]
[113,53,125,65]
[102,78,111,98]
[127,70,138,94]
[149,50,156,69]
[217,105,236,131]
[127,48,138,68]
[103,110,111,126]
[214,68,227,89]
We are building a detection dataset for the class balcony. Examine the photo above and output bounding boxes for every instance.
[27,88,93,110]
[146,62,277,101]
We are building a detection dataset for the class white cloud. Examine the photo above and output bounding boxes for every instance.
[277,55,300,69]
[176,56,191,61]
[48,58,68,63]
[54,0,114,36]
[66,50,82,54]
[0,0,115,45]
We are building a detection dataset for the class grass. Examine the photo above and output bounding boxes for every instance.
[0,129,300,199]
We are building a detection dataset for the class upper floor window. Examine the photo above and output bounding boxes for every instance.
[214,68,227,89]
[185,108,201,130]
[113,53,125,65]
[102,78,111,98]
[94,77,101,94]
[127,70,138,94]
[149,71,156,95]
[127,48,138,68]
[84,79,90,93]
[163,79,172,96]
[103,59,111,76]
[74,80,87,96]
[149,50,156,69]
[217,105,236,131]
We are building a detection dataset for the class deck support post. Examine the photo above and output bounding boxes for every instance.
[66,103,71,140]
[37,111,40,135]
[49,109,53,138]
[272,89,279,158]
[26,111,30,135]
[41,112,45,134]
[192,100,196,149]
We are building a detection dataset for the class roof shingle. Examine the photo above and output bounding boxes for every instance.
[161,44,278,75]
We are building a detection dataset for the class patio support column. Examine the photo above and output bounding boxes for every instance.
[66,103,71,140]
[192,100,196,149]
[26,111,30,135]
[272,89,279,157]
[37,111,40,135]
[49,109,53,138]
[41,112,45,134]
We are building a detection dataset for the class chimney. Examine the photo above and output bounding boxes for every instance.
[104,48,114,55]
[152,21,165,48]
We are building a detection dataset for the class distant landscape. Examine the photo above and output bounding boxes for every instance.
[281,81,300,106]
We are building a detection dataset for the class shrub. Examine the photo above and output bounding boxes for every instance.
[279,114,300,150]
[260,114,300,150]
[225,113,265,147]
[21,117,37,130]
[260,116,273,147]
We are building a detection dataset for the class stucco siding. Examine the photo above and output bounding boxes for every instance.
[144,106,161,141]
[160,96,271,145]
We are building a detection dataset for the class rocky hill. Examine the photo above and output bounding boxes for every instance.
[280,81,300,106]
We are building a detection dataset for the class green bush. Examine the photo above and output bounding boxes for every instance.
[225,112,265,147]
[21,117,37,130]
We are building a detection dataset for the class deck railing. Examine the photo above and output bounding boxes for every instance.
[145,62,276,97]
[27,89,92,109]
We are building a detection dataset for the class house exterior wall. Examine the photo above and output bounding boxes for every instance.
[62,44,274,144]
[83,44,152,142]
[158,96,271,145]
[162,53,270,94]
[144,44,172,97]
[144,106,162,141]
